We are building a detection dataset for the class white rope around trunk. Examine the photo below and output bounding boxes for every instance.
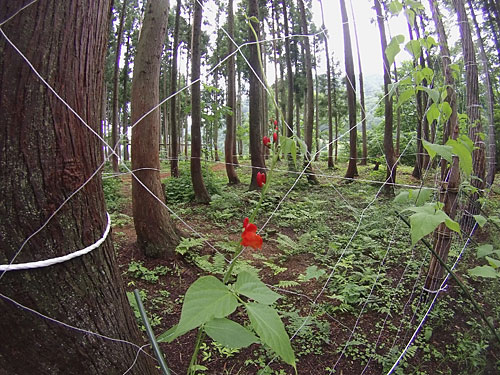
[0,212,111,271]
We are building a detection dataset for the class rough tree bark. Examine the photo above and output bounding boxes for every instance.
[170,0,182,178]
[0,1,156,373]
[468,0,496,186]
[425,0,461,293]
[131,0,181,258]
[225,0,240,184]
[454,0,486,235]
[248,0,266,190]
[190,0,211,203]
[340,0,358,179]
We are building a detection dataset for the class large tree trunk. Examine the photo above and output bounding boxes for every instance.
[225,0,240,185]
[248,0,266,190]
[298,0,318,184]
[454,0,486,235]
[374,0,397,195]
[112,0,128,173]
[425,0,461,293]
[0,1,156,374]
[131,0,181,258]
[340,0,358,179]
[190,0,211,203]
[170,0,182,178]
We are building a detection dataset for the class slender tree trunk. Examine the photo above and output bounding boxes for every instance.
[282,0,295,168]
[111,0,128,173]
[318,1,334,169]
[314,37,320,161]
[374,0,396,194]
[298,0,318,183]
[468,0,496,186]
[333,64,339,163]
[225,0,239,184]
[340,0,358,179]
[191,0,210,203]
[162,59,168,157]
[425,0,461,293]
[122,32,131,162]
[272,0,280,125]
[233,70,243,162]
[0,1,156,373]
[169,0,181,178]
[393,63,401,157]
[483,1,500,65]
[349,0,367,166]
[409,11,424,178]
[248,0,266,190]
[415,18,431,170]
[131,0,181,258]
[234,70,241,164]
[454,0,486,235]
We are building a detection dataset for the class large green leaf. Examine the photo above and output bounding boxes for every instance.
[388,0,403,14]
[166,276,238,342]
[396,88,416,109]
[486,256,500,269]
[405,40,421,60]
[446,139,472,176]
[404,8,416,28]
[157,324,178,343]
[245,302,296,366]
[417,86,440,104]
[411,188,433,206]
[386,35,405,66]
[473,215,487,228]
[468,265,498,278]
[422,139,453,162]
[281,136,297,167]
[439,102,452,124]
[407,204,455,245]
[426,103,440,125]
[477,244,494,258]
[234,271,281,305]
[204,318,259,349]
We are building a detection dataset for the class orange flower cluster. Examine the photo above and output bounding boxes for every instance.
[241,217,263,250]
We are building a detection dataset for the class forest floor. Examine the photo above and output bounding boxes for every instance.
[105,159,500,375]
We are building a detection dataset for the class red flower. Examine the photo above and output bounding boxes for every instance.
[243,217,249,228]
[273,132,278,143]
[274,119,278,126]
[256,171,266,187]
[241,221,263,250]
[263,136,271,146]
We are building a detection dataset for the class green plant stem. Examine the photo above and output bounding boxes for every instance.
[188,327,205,375]
[396,211,500,345]
[133,289,171,375]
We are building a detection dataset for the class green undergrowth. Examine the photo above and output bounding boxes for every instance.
[115,160,500,374]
